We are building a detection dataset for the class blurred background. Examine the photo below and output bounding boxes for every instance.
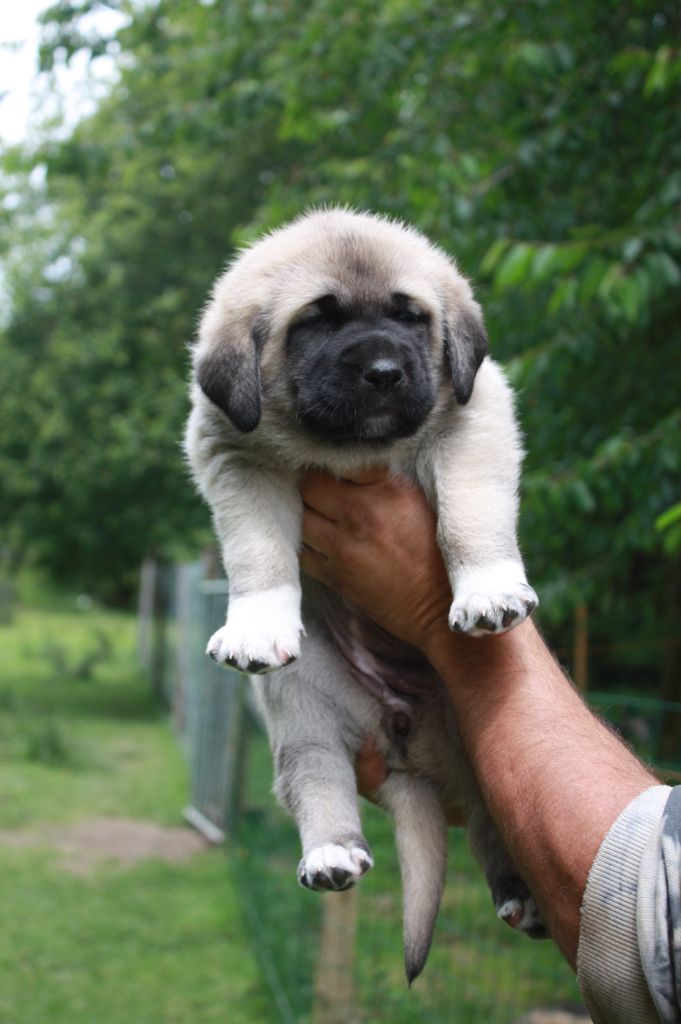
[0,2,679,1022]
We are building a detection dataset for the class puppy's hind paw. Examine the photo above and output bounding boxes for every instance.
[298,840,373,892]
[493,877,548,939]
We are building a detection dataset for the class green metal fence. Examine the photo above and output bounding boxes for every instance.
[142,560,679,1024]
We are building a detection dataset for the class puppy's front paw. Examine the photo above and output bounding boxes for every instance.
[449,561,538,637]
[207,586,304,674]
[298,841,373,892]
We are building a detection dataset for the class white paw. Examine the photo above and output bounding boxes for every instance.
[298,842,374,891]
[449,561,538,637]
[206,585,304,674]
[496,895,546,937]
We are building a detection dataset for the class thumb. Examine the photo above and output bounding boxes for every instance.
[341,465,390,486]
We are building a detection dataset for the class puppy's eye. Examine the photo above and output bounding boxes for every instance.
[296,310,327,327]
[390,293,430,325]
[394,308,429,325]
[294,295,341,328]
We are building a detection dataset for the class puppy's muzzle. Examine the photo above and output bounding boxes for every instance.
[341,333,410,388]
[292,323,435,443]
[362,357,405,394]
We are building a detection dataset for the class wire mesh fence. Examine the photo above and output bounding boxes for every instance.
[232,721,584,1024]
[140,559,679,1023]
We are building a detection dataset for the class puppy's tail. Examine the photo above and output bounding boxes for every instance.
[377,772,448,985]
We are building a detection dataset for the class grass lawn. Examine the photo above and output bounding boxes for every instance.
[0,581,586,1023]
[0,590,271,1024]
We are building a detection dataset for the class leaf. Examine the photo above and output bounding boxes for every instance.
[655,502,681,556]
[655,503,681,532]
[644,46,672,97]
[547,276,577,313]
[480,237,510,276]
[645,252,681,288]
[505,40,554,74]
[494,243,535,290]
[578,255,609,301]
[622,237,644,262]
[572,479,596,513]
[530,244,558,282]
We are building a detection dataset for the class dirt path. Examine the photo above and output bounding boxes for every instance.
[0,817,210,875]
[514,1009,592,1024]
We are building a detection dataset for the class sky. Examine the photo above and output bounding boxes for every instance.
[0,1,47,144]
[0,1,125,146]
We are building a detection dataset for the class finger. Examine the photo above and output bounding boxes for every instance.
[302,505,342,556]
[355,736,388,796]
[299,469,343,522]
[300,544,332,584]
[300,466,391,516]
[340,465,390,486]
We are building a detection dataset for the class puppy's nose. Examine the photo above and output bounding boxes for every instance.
[362,358,404,394]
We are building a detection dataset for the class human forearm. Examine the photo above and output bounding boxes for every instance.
[423,618,657,966]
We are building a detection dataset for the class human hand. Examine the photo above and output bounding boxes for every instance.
[355,736,467,826]
[300,467,452,655]
[355,736,389,800]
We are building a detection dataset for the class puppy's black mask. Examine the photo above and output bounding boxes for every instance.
[286,293,436,445]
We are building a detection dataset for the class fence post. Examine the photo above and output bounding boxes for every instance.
[312,888,359,1024]
[226,690,252,837]
[150,565,170,700]
[138,556,157,669]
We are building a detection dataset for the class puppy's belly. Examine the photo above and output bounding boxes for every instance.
[302,578,464,796]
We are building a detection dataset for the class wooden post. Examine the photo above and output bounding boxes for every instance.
[138,557,157,668]
[150,565,169,701]
[574,602,588,692]
[312,888,359,1024]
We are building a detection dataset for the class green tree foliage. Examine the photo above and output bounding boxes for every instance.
[1,0,679,689]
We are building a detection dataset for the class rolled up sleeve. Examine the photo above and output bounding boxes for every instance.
[577,784,681,1024]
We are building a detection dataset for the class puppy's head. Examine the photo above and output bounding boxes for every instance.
[194,209,488,443]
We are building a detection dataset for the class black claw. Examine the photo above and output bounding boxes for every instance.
[451,619,464,633]
[501,608,518,628]
[523,598,537,615]
[330,867,352,889]
[246,659,269,673]
[476,614,496,632]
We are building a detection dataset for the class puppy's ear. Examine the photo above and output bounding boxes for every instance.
[443,304,488,405]
[195,321,265,432]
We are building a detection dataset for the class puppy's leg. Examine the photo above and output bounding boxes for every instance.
[186,409,303,672]
[420,360,538,636]
[277,734,372,891]
[468,800,547,939]
[253,663,374,892]
[209,465,303,672]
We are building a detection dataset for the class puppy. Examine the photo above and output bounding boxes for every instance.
[185,209,542,982]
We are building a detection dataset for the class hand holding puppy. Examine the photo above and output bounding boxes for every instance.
[300,467,451,658]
